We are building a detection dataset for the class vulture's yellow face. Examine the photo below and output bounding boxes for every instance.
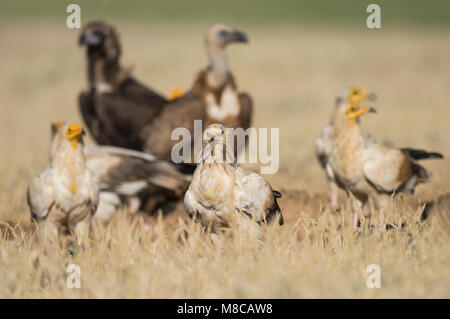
[347,87,376,105]
[65,123,86,149]
[345,87,377,122]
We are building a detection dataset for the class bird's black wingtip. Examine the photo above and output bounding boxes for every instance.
[273,190,282,198]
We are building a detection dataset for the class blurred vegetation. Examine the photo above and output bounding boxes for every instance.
[1,0,450,28]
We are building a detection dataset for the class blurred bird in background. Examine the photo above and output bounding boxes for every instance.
[141,23,253,167]
[78,21,167,150]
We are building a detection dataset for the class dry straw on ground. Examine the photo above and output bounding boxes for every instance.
[0,22,449,298]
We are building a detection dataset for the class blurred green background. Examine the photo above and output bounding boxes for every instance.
[2,0,450,28]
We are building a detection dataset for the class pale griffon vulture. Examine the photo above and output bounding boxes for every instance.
[327,93,443,230]
[27,123,99,244]
[184,124,283,236]
[78,21,167,150]
[141,24,253,166]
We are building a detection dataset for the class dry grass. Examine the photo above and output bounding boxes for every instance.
[0,21,449,298]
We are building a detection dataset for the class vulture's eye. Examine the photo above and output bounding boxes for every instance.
[219,30,229,38]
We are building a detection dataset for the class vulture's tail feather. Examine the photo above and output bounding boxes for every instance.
[401,148,444,161]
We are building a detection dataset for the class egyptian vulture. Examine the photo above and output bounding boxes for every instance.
[327,93,443,230]
[184,124,283,236]
[141,24,253,165]
[78,21,167,150]
[27,123,99,244]
[315,87,376,210]
[50,122,190,224]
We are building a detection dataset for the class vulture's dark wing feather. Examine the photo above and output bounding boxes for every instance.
[79,77,167,150]
[85,145,190,213]
[141,91,207,162]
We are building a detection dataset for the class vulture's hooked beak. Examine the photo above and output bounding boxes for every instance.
[79,29,103,47]
[228,30,248,44]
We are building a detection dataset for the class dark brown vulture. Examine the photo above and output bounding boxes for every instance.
[140,24,253,165]
[78,21,167,150]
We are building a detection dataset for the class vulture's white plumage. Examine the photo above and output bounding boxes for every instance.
[27,123,99,244]
[184,124,283,236]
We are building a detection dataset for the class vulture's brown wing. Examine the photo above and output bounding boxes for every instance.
[238,93,253,130]
[85,146,190,213]
[79,88,110,145]
[141,91,207,163]
[79,77,167,150]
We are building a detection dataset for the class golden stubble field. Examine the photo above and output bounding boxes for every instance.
[0,21,449,298]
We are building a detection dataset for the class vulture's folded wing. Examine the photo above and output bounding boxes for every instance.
[85,146,190,198]
[238,93,253,129]
[141,92,207,161]
[27,169,55,220]
[79,88,107,145]
[234,167,283,225]
[316,125,335,169]
[363,148,412,193]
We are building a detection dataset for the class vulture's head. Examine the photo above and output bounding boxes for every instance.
[201,124,234,163]
[79,21,121,61]
[205,24,248,50]
[203,123,226,145]
[50,121,86,156]
[336,87,377,107]
[334,87,377,124]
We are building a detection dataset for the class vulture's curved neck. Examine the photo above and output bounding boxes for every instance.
[206,46,229,88]
[87,55,122,89]
[52,141,86,173]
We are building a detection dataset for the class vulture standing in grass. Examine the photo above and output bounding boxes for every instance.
[184,124,283,237]
[326,94,443,230]
[78,21,167,150]
[316,87,376,210]
[27,123,98,244]
[50,122,190,223]
[141,24,253,165]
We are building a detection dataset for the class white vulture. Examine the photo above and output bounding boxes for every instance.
[184,124,283,236]
[326,92,443,230]
[49,122,191,224]
[27,123,99,244]
[141,23,252,167]
[315,87,376,210]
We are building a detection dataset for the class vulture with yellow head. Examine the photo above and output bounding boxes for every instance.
[27,123,99,244]
[50,122,190,224]
[316,87,376,210]
[325,89,443,230]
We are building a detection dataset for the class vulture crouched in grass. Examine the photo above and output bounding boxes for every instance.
[27,123,99,245]
[85,145,191,223]
[50,122,190,223]
[78,21,167,150]
[184,124,283,240]
[327,94,443,231]
[141,24,253,166]
[316,87,376,210]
